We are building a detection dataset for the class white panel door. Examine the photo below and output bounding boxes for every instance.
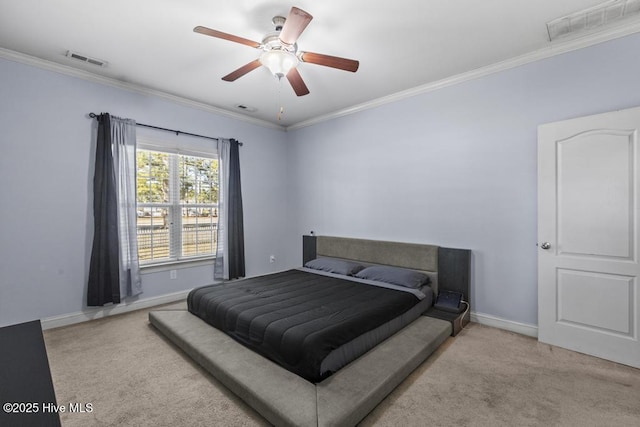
[538,107,640,369]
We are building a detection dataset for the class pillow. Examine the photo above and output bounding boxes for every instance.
[355,265,430,289]
[304,257,365,276]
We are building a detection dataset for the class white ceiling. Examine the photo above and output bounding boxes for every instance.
[1,0,639,129]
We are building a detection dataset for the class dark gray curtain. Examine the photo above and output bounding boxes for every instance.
[214,138,245,280]
[227,139,245,279]
[87,113,121,305]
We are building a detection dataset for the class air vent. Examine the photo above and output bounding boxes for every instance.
[65,50,108,67]
[547,0,640,41]
[236,104,257,113]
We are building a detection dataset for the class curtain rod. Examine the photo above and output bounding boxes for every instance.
[88,113,242,146]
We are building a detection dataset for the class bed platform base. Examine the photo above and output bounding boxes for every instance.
[149,310,451,427]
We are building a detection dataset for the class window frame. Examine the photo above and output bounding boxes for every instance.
[136,139,219,268]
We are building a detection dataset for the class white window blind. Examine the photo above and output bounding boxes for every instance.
[136,146,219,264]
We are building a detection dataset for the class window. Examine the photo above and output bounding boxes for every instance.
[136,148,219,264]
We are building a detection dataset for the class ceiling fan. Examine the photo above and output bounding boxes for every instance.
[194,6,359,97]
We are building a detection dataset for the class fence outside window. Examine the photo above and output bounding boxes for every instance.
[137,215,218,262]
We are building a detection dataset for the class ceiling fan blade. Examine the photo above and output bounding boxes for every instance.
[194,26,261,49]
[222,59,262,82]
[286,67,310,96]
[299,51,359,72]
[279,7,313,45]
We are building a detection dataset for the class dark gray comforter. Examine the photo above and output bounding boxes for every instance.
[187,269,420,382]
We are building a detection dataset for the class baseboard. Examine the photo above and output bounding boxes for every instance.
[470,311,538,338]
[40,290,190,330]
[40,294,538,337]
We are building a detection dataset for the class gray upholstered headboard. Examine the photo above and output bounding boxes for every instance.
[316,236,438,272]
[302,235,471,307]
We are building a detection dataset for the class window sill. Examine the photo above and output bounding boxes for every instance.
[140,257,215,274]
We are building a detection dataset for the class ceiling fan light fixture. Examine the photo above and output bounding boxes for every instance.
[260,49,298,78]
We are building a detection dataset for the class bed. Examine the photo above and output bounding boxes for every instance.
[149,235,471,426]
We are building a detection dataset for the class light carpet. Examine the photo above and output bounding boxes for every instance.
[43,302,640,426]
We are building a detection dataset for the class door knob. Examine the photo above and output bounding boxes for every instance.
[540,242,551,250]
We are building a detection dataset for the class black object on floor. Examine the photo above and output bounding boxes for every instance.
[0,320,61,427]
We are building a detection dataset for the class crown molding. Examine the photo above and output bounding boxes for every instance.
[287,19,640,131]
[3,16,640,133]
[0,47,285,132]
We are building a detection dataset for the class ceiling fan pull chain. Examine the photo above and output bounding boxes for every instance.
[276,78,284,121]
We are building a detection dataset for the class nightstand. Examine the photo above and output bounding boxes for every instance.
[428,247,471,337]
[424,307,470,336]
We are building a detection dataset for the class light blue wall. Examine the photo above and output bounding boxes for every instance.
[3,32,640,329]
[286,33,640,326]
[0,57,293,327]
